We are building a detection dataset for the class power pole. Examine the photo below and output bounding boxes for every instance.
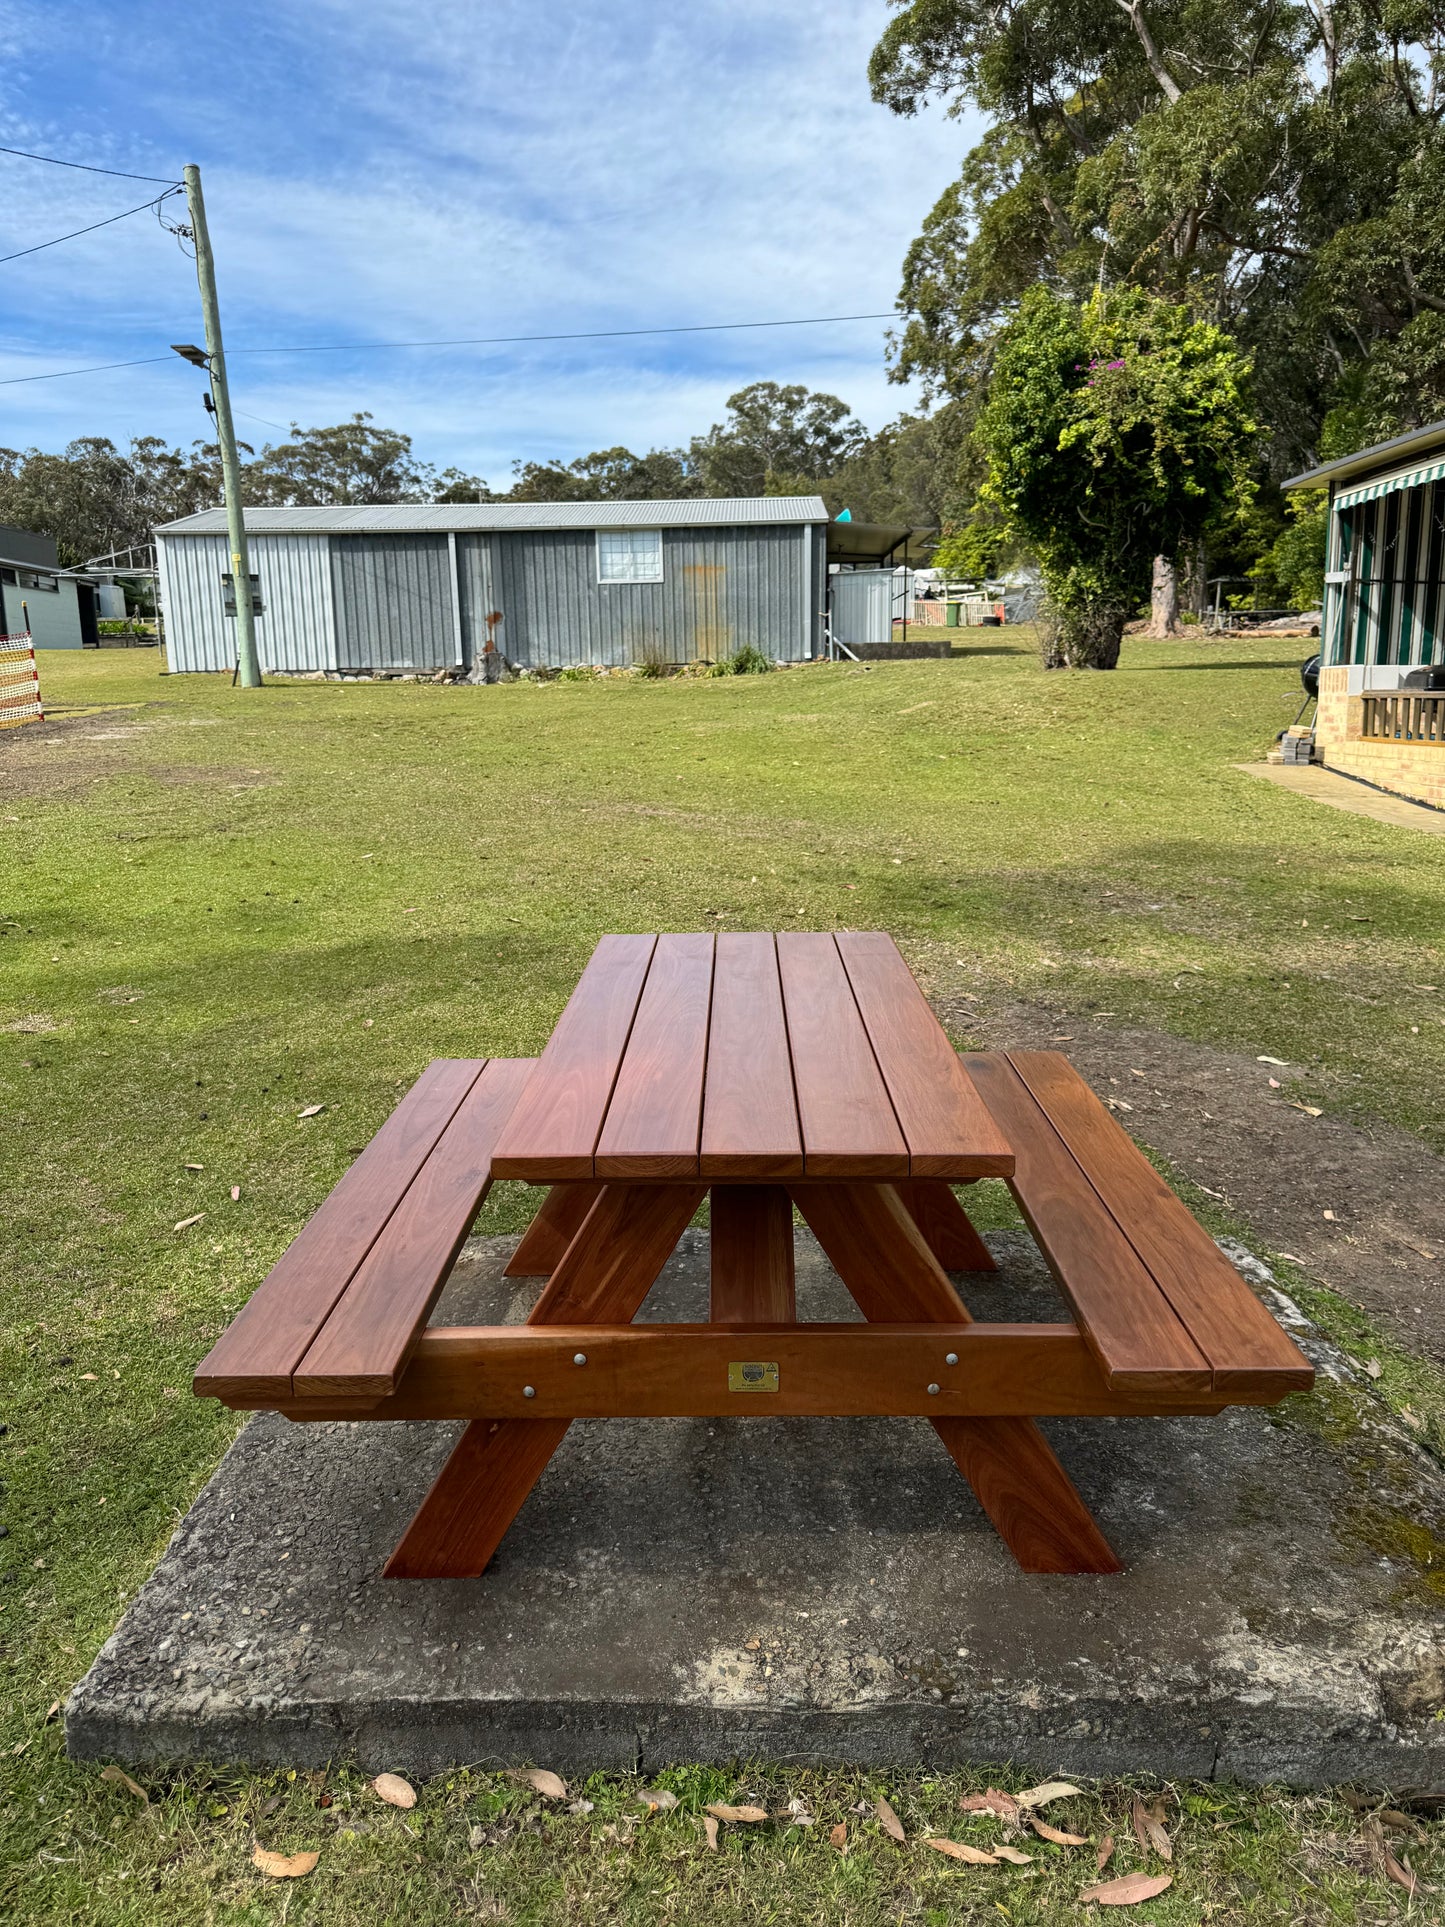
[182,163,261,688]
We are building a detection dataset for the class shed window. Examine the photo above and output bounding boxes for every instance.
[597,529,663,583]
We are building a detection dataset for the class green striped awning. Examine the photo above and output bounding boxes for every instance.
[1335,459,1445,510]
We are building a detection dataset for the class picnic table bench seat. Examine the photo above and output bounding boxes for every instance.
[194,1057,536,1404]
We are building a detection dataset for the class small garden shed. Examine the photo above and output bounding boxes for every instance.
[154,497,830,675]
[1285,423,1445,807]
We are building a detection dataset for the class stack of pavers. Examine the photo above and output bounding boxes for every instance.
[1270,726,1315,765]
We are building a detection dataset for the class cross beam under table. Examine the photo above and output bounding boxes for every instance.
[375,1179,1130,1581]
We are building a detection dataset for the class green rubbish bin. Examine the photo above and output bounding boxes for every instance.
[944,601,962,626]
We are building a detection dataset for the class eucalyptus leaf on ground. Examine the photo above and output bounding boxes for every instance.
[874,1795,906,1843]
[251,1847,319,1879]
[1079,1870,1173,1905]
[372,1773,416,1809]
[512,1768,567,1800]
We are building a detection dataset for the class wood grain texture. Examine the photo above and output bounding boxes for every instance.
[777,933,908,1177]
[700,932,803,1177]
[193,1057,485,1402]
[793,1179,1121,1575]
[963,1053,1214,1398]
[595,933,714,1178]
[490,934,656,1181]
[836,931,1013,1178]
[264,1322,1237,1421]
[1005,1052,1314,1398]
[709,1185,796,1323]
[293,1058,536,1397]
[383,1181,704,1578]
[932,1416,1122,1574]
[503,1183,603,1277]
[895,1179,997,1273]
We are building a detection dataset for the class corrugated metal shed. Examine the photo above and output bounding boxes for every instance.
[156,497,828,536]
[155,496,828,672]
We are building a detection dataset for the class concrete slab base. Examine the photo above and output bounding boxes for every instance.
[1237,761,1445,833]
[67,1230,1445,1788]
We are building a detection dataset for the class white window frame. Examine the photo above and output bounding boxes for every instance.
[596,528,663,584]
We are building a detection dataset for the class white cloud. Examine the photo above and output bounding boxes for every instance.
[0,0,982,477]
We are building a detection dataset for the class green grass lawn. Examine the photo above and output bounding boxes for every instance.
[2,638,1442,1923]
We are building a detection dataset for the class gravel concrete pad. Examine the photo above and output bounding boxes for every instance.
[67,1229,1445,1789]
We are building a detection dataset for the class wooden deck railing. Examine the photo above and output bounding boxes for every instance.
[1359,693,1445,744]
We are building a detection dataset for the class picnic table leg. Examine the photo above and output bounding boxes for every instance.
[504,1182,603,1278]
[792,1182,1120,1575]
[385,1182,704,1579]
[710,1185,795,1322]
[894,1179,996,1272]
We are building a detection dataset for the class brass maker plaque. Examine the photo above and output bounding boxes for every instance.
[728,1361,779,1394]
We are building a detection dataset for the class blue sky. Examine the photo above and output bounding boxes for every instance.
[0,1,977,485]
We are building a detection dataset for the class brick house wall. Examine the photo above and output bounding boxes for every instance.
[1314,664,1445,807]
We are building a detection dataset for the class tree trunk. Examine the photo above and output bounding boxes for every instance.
[1147,554,1181,636]
[1042,598,1127,669]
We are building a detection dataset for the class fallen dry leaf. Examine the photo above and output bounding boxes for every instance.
[1017,1781,1083,1809]
[371,1773,416,1809]
[1130,1798,1150,1850]
[875,1795,906,1843]
[173,1213,205,1232]
[1257,1055,1289,1066]
[927,1837,999,1864]
[1096,1833,1115,1871]
[1031,1815,1089,1846]
[1323,1208,1338,1222]
[252,1846,319,1880]
[1384,1848,1419,1896]
[993,1843,1033,1864]
[184,1161,204,1172]
[1288,1101,1324,1117]
[829,1822,848,1853]
[703,1815,719,1852]
[230,1185,241,1201]
[297,1103,326,1119]
[960,1788,1020,1820]
[513,1768,567,1801]
[1268,1076,1281,1088]
[1079,1871,1172,1906]
[706,1803,768,1824]
[80,1372,97,1381]
[636,1788,679,1812]
[44,1700,60,1724]
[99,1764,147,1802]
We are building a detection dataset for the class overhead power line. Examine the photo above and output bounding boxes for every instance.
[0,142,180,184]
[0,310,898,387]
[0,187,181,267]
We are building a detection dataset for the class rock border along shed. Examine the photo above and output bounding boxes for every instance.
[154,497,830,676]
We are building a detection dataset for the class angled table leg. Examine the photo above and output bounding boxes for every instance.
[710,1185,795,1322]
[504,1182,603,1278]
[895,1179,996,1273]
[386,1182,703,1578]
[792,1182,1120,1574]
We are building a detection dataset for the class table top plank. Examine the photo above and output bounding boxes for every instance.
[1005,1051,1314,1397]
[700,931,804,1177]
[837,930,1013,1178]
[594,933,715,1178]
[193,1057,486,1401]
[777,931,909,1177]
[293,1057,536,1397]
[490,933,656,1181]
[963,1052,1215,1394]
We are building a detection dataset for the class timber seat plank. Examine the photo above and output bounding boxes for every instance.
[193,1057,490,1402]
[1005,1052,1314,1396]
[964,1051,1312,1399]
[837,931,1012,1178]
[293,1057,537,1398]
[962,1053,1215,1395]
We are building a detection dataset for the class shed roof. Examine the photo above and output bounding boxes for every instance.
[156,496,830,537]
[1282,418,1445,492]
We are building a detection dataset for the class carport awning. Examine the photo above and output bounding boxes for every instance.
[826,520,936,566]
[1335,459,1445,510]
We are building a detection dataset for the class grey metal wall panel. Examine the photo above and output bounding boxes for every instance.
[455,534,496,669]
[495,525,809,666]
[2,575,83,649]
[157,532,336,672]
[330,535,454,670]
[159,496,830,537]
[830,570,896,646]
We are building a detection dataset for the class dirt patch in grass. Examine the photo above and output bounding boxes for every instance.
[937,982,1445,1366]
[0,706,264,802]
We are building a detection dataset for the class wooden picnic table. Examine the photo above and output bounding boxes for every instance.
[196,931,1313,1579]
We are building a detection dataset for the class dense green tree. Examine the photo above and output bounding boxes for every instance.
[870,0,1445,608]
[506,445,700,501]
[0,435,222,565]
[688,382,869,495]
[976,285,1256,666]
[247,412,487,505]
